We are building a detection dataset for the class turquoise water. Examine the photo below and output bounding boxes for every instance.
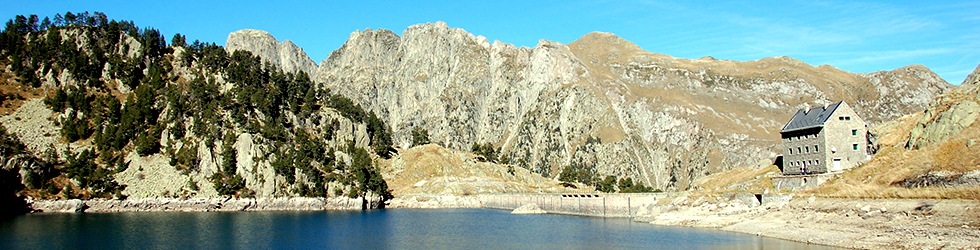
[0,209,835,249]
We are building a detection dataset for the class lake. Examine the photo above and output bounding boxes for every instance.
[0,208,836,249]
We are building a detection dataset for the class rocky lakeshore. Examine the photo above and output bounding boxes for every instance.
[636,195,980,250]
[27,197,379,213]
[385,195,483,209]
[21,193,980,249]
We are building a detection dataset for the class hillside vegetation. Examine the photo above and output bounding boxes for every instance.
[0,12,393,204]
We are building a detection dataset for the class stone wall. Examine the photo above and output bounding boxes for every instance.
[479,193,665,218]
[772,174,834,191]
[781,126,826,174]
[823,102,870,171]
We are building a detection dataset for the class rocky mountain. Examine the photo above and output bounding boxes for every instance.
[0,15,397,203]
[226,29,317,76]
[225,22,952,191]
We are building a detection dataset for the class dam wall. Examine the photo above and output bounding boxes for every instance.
[477,193,667,218]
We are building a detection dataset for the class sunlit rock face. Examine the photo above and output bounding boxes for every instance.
[230,23,951,191]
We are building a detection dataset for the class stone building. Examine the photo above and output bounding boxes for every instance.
[779,101,869,175]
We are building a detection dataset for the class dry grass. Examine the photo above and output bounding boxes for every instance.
[684,108,980,200]
[692,163,779,193]
[379,144,584,196]
[563,31,908,146]
[805,115,980,199]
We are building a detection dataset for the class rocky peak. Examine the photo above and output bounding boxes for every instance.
[228,23,952,191]
[226,29,317,76]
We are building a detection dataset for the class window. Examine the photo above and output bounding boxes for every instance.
[845,116,851,121]
[805,146,810,153]
[839,116,844,121]
[816,160,819,165]
[814,145,819,152]
[798,147,802,154]
[853,144,858,150]
[852,129,857,136]
[788,148,793,155]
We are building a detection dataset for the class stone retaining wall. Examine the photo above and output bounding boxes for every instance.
[478,193,666,218]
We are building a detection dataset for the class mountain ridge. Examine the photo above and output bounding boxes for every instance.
[226,22,951,190]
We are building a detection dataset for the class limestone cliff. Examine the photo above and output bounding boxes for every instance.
[226,29,317,76]
[230,22,951,191]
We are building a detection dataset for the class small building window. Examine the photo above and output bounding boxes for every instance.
[798,147,802,154]
[853,144,858,150]
[852,129,857,136]
[788,148,793,155]
[816,160,819,165]
[805,146,809,153]
[814,145,819,152]
[845,116,851,121]
[839,116,844,121]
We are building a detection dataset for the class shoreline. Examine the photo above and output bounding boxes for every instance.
[23,194,980,250]
[635,196,980,250]
[27,197,377,213]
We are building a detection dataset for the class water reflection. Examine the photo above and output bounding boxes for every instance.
[0,209,837,250]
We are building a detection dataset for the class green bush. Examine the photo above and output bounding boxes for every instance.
[411,127,430,147]
[597,175,617,193]
[471,142,499,163]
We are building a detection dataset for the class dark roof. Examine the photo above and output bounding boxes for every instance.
[780,102,843,133]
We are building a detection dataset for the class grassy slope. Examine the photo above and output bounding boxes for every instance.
[692,94,980,200]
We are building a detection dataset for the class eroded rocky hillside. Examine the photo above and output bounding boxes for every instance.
[0,13,393,203]
[230,21,951,191]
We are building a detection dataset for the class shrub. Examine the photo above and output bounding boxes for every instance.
[411,127,430,147]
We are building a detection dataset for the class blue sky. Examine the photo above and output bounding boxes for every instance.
[4,0,978,84]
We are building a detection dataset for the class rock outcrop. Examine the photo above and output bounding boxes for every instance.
[226,29,317,76]
[906,64,980,149]
[230,22,952,191]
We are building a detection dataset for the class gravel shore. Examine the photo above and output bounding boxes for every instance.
[27,194,979,249]
[637,196,980,249]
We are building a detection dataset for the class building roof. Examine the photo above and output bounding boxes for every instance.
[780,101,843,133]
